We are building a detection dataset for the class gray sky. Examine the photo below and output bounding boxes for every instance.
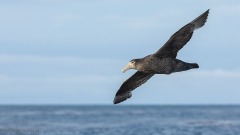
[0,0,240,105]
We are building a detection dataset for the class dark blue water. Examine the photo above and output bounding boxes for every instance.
[0,105,240,135]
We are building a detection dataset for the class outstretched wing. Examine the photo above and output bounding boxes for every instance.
[153,9,209,59]
[113,71,154,104]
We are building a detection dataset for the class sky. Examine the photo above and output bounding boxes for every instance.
[0,0,240,105]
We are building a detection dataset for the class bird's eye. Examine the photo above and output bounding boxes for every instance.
[131,61,135,64]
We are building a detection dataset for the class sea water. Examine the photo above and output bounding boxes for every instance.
[0,105,240,135]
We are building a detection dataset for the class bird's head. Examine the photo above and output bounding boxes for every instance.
[122,59,140,73]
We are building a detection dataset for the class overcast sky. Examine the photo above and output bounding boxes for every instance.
[0,0,240,105]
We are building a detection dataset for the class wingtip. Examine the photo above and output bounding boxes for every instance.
[113,100,118,105]
[113,92,132,105]
[190,9,210,30]
[113,97,118,104]
[206,9,210,14]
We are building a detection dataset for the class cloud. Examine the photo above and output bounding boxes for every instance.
[185,69,240,78]
[0,54,126,76]
[0,74,119,84]
[0,54,118,64]
[1,54,239,78]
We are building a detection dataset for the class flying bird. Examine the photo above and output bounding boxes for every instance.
[113,9,210,104]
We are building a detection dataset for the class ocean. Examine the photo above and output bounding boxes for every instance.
[0,105,240,135]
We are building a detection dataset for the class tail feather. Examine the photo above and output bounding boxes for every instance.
[190,63,199,69]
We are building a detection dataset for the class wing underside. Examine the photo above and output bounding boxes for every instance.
[114,71,154,104]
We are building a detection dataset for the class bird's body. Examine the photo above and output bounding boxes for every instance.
[114,9,210,104]
[132,55,199,74]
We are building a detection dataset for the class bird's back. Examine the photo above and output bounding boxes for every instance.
[139,56,197,74]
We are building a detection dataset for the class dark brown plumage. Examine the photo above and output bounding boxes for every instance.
[114,9,209,104]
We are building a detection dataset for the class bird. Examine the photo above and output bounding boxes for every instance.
[113,9,210,104]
